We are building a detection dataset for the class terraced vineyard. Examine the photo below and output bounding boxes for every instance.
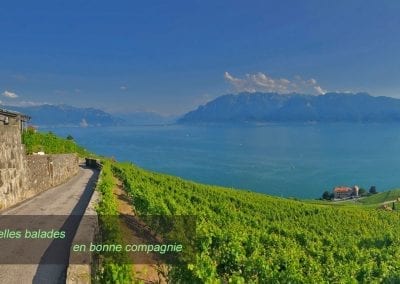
[112,162,400,283]
[19,130,400,282]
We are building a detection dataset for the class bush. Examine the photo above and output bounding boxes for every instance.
[322,191,332,200]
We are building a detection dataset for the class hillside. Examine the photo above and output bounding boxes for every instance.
[3,105,178,127]
[6,104,123,127]
[21,131,400,282]
[21,128,93,157]
[359,189,400,205]
[113,162,400,283]
[179,92,400,123]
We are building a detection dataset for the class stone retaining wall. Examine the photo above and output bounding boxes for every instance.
[0,125,27,210]
[1,124,80,210]
[26,154,80,196]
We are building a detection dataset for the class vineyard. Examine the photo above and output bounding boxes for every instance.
[112,162,400,283]
[20,130,400,282]
[94,161,134,283]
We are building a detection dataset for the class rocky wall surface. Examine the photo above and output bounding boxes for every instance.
[0,125,27,210]
[1,124,80,210]
[26,154,80,195]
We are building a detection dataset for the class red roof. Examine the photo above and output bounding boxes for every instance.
[334,186,352,193]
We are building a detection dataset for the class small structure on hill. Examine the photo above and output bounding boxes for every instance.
[333,185,359,199]
[0,108,30,131]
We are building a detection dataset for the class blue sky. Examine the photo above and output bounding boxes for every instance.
[1,0,400,114]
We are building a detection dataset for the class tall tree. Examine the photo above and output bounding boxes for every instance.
[322,191,331,200]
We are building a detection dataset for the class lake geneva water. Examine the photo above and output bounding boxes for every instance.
[44,123,400,198]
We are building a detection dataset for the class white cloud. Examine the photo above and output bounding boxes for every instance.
[120,85,128,91]
[2,90,19,98]
[224,72,327,95]
[314,86,325,94]
[6,100,49,107]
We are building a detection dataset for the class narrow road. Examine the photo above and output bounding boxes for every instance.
[0,165,99,284]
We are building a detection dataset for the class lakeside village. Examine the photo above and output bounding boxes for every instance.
[321,185,378,201]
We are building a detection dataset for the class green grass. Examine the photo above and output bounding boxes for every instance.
[303,199,359,206]
[22,128,94,157]
[359,189,400,205]
[304,189,400,208]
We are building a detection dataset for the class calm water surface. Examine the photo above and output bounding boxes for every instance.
[44,123,400,198]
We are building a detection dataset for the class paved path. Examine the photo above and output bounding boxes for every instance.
[0,166,99,284]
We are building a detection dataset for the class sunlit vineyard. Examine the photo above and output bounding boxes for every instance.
[95,161,133,283]
[20,130,400,282]
[113,162,400,283]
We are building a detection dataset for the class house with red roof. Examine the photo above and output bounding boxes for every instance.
[333,185,359,199]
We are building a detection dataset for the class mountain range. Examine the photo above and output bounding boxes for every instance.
[1,104,174,127]
[5,92,400,126]
[179,92,400,123]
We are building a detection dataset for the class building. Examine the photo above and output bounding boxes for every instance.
[0,108,30,131]
[333,185,359,199]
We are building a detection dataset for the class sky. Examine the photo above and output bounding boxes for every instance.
[1,0,400,115]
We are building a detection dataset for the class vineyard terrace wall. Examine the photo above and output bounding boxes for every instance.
[25,154,80,196]
[0,122,28,210]
[0,109,79,210]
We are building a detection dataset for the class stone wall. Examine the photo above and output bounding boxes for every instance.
[0,125,27,210]
[26,154,79,196]
[1,124,80,210]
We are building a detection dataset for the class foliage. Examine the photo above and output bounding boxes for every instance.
[369,186,378,194]
[112,162,400,283]
[359,188,367,196]
[95,161,134,283]
[322,191,330,200]
[22,128,93,157]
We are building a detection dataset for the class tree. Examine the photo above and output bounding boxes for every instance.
[322,191,331,200]
[66,134,74,141]
[358,188,366,196]
[369,186,377,194]
[392,202,396,211]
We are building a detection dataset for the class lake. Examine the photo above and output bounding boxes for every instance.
[43,123,400,198]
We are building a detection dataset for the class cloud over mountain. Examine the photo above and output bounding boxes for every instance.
[179,92,400,123]
[224,72,326,95]
[2,90,19,98]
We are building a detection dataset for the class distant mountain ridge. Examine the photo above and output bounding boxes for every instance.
[3,104,122,127]
[1,104,174,127]
[179,92,400,123]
